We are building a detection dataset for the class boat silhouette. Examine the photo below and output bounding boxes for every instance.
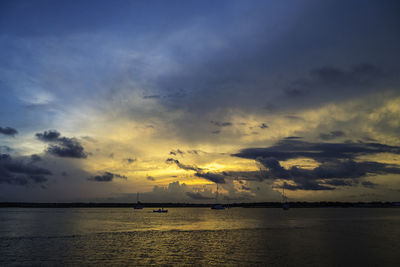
[134,192,144,209]
[153,208,168,213]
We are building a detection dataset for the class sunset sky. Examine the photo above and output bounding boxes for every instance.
[1,0,399,202]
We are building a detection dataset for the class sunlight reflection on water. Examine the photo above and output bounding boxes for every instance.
[0,208,399,266]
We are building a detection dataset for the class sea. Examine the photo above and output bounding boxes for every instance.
[0,207,399,266]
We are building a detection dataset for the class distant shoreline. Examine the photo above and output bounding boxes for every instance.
[1,202,399,208]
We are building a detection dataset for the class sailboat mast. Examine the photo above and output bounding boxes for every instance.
[282,183,286,203]
[216,183,219,203]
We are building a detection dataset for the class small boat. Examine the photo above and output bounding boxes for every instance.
[153,208,168,213]
[134,193,144,209]
[211,204,225,210]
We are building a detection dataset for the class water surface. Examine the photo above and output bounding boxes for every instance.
[0,208,399,266]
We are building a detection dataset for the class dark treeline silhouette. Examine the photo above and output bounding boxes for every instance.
[0,202,399,208]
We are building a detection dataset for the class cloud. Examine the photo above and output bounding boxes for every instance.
[170,149,184,156]
[319,130,345,140]
[36,130,87,158]
[233,139,400,191]
[308,63,383,87]
[165,158,203,172]
[241,185,251,190]
[323,179,353,187]
[234,139,400,162]
[186,192,213,200]
[195,172,226,184]
[30,154,41,163]
[147,175,155,181]
[125,158,136,164]
[211,121,232,127]
[88,172,127,182]
[0,127,18,136]
[0,153,52,186]
[362,181,377,188]
[281,181,334,191]
[36,130,61,141]
[284,136,302,140]
[47,139,87,158]
[165,158,228,184]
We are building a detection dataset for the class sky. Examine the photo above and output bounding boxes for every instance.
[1,0,400,203]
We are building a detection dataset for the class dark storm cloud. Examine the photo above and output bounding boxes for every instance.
[284,136,302,140]
[30,154,41,163]
[3,159,51,176]
[323,179,353,187]
[36,130,61,141]
[257,159,399,191]
[307,63,383,87]
[186,192,213,200]
[125,158,136,164]
[88,172,127,182]
[279,63,393,108]
[0,153,51,186]
[147,175,155,181]
[234,171,264,181]
[319,130,346,140]
[211,121,232,127]
[281,181,334,191]
[47,138,87,158]
[312,160,400,179]
[362,181,377,188]
[234,139,400,162]
[0,127,18,136]
[233,139,400,191]
[170,149,184,156]
[36,130,87,158]
[241,185,251,190]
[165,158,202,172]
[195,172,226,184]
[165,158,226,183]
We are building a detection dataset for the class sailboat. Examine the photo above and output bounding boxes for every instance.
[134,192,144,209]
[211,183,225,210]
[282,184,290,210]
